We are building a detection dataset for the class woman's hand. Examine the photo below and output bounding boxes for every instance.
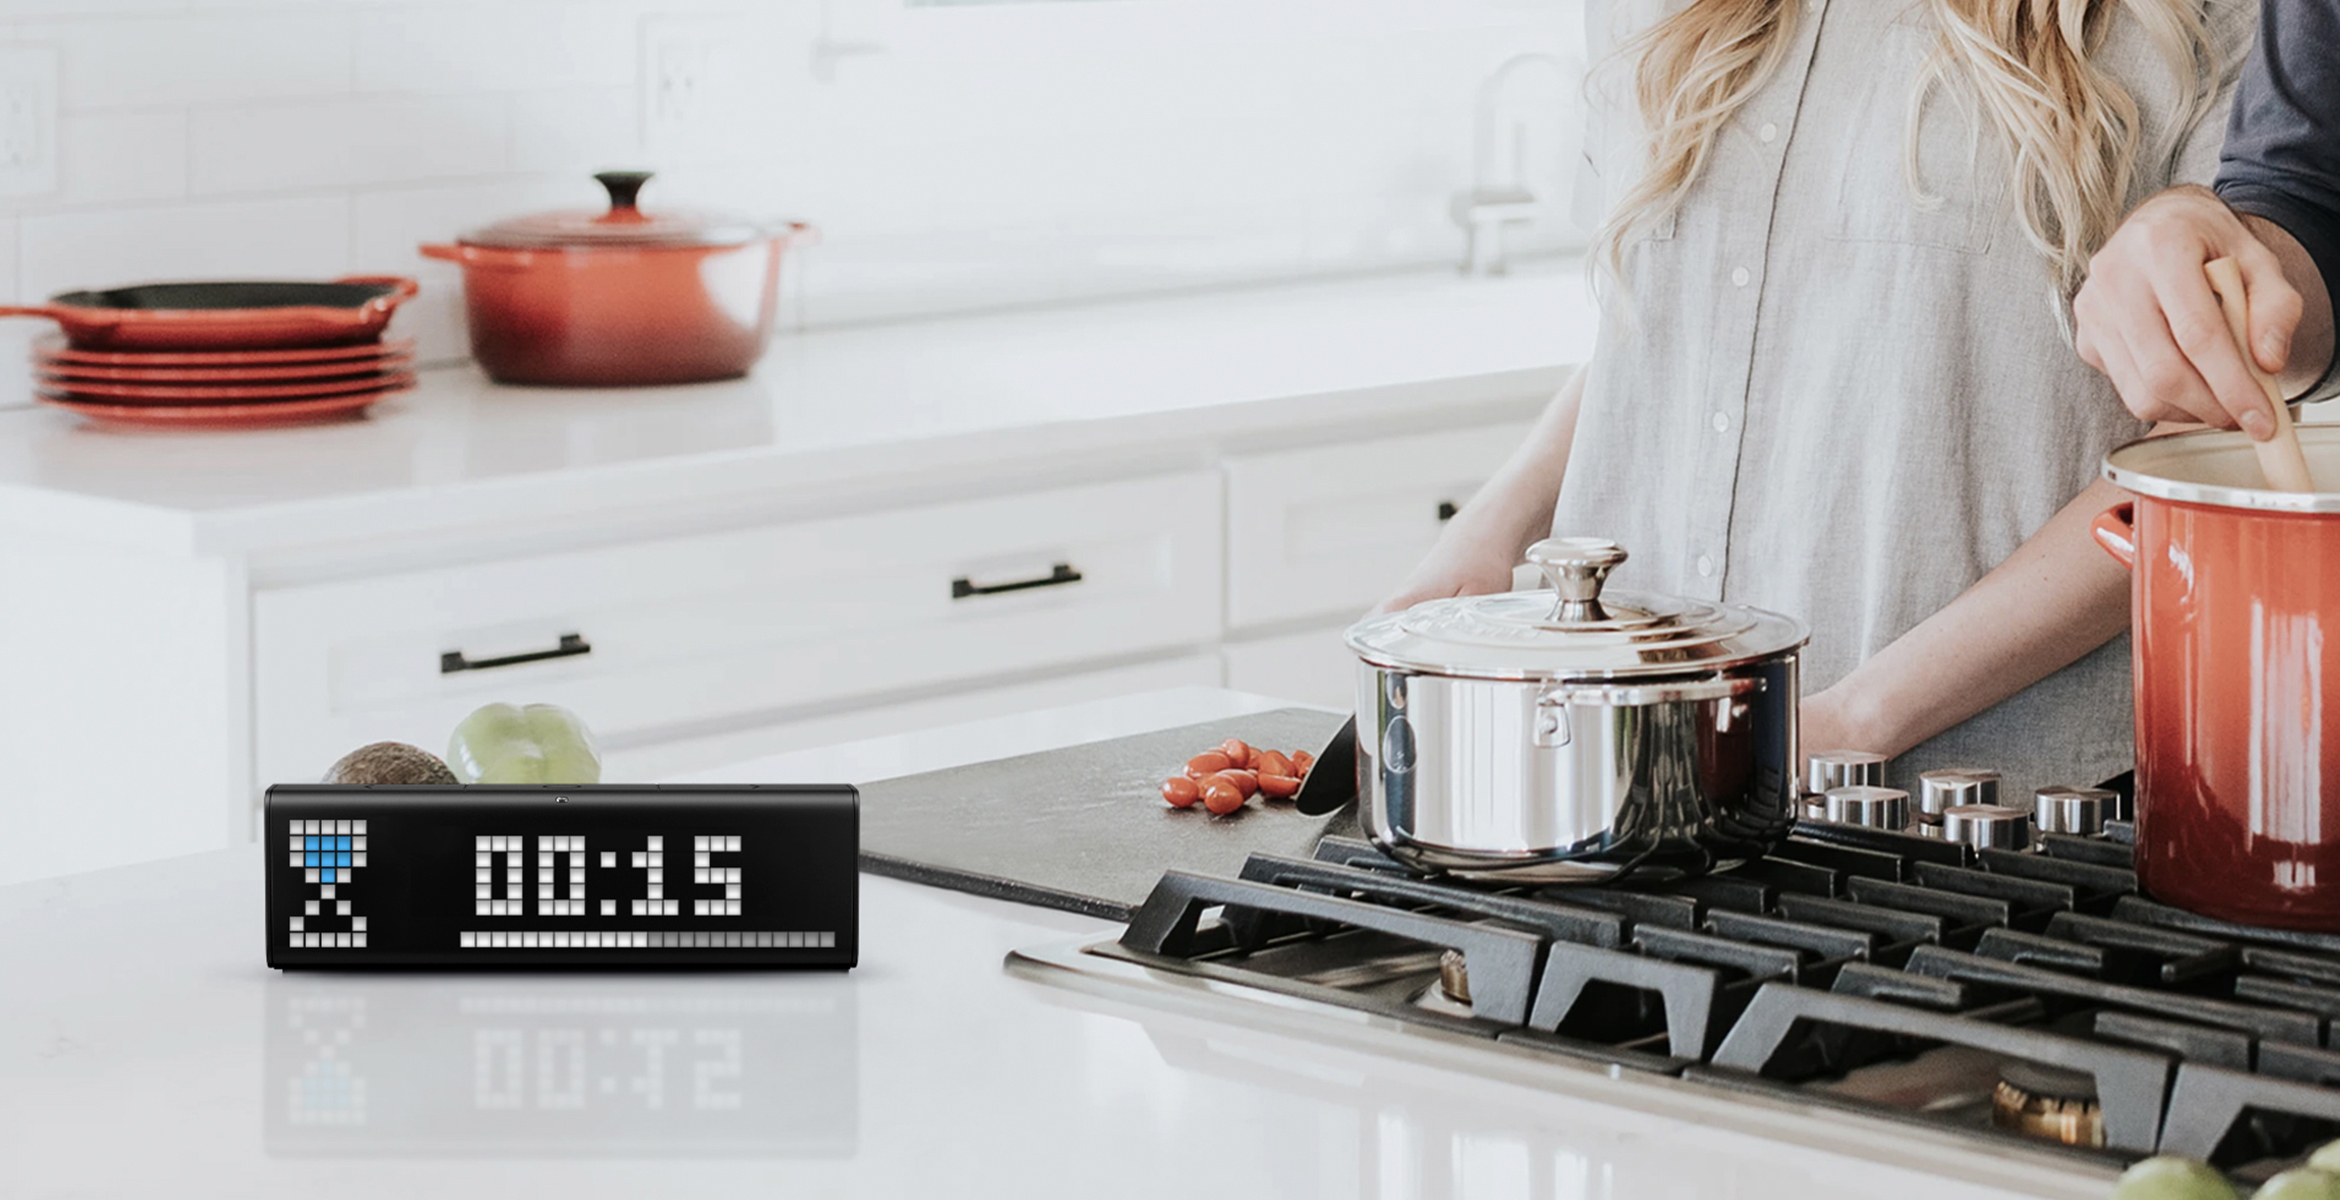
[1796,685,1871,783]
[1795,477,2137,767]
[1366,368,1590,617]
[1370,523,1520,616]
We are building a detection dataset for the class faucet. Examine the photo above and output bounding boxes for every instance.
[1453,52,1580,277]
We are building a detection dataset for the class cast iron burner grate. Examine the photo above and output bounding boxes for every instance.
[1101,820,2340,1182]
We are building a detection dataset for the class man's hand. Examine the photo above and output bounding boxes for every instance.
[2074,185,2303,438]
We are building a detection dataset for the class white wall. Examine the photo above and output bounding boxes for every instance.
[0,0,1580,408]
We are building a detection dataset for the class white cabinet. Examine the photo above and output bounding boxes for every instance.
[1224,422,1531,629]
[0,397,1545,886]
[253,472,1222,790]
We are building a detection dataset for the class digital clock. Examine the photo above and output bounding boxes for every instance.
[265,784,858,969]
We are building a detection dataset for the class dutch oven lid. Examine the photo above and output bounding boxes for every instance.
[1344,536,1808,680]
[2104,425,2340,513]
[459,171,764,250]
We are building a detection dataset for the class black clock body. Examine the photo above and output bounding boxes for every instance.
[265,784,858,969]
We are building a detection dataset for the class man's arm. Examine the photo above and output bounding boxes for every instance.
[2218,0,2340,395]
[2073,0,2340,431]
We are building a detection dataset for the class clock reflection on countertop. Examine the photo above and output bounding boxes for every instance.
[264,983,859,1158]
[265,785,858,968]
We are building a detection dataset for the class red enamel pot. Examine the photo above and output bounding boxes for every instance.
[421,171,813,388]
[2095,426,2340,929]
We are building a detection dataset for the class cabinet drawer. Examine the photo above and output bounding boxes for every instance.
[603,654,1225,783]
[254,472,1223,787]
[1224,422,1530,628]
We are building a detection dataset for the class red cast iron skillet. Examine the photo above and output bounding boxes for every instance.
[0,275,419,351]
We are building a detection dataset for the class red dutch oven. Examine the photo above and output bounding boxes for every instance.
[421,171,813,387]
[2095,426,2340,930]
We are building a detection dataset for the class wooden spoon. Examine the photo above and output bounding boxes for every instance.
[2203,256,2316,492]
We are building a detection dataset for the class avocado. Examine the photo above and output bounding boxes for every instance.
[325,741,460,786]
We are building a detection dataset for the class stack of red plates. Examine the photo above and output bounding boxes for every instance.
[37,335,417,429]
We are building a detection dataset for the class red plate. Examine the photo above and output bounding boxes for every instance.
[38,370,415,404]
[33,334,417,367]
[38,353,413,384]
[38,389,397,430]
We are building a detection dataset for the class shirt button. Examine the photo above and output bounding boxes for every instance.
[1711,411,1730,432]
[1731,267,1751,287]
[1758,122,1778,143]
[1696,555,1716,578]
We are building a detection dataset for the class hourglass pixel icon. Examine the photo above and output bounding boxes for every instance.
[287,819,366,948]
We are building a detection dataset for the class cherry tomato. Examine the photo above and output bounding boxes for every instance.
[1258,773,1301,799]
[1161,776,1200,808]
[1255,750,1294,778]
[1201,777,1246,815]
[1216,769,1258,799]
[1185,751,1232,779]
[1219,738,1255,769]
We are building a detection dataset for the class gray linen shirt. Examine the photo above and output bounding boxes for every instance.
[1555,0,2252,795]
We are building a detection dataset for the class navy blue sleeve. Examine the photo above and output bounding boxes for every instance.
[2216,0,2340,321]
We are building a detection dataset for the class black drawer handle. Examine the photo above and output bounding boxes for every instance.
[951,563,1082,600]
[1436,500,1459,522]
[441,633,591,674]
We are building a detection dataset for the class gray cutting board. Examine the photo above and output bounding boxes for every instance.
[856,708,1355,920]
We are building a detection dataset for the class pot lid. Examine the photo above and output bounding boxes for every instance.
[1345,536,1808,679]
[458,171,764,250]
[2104,424,2340,513]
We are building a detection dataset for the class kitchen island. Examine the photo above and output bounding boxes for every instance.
[0,688,2096,1200]
[0,263,1591,886]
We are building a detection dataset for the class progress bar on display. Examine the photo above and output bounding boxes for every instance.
[458,930,836,949]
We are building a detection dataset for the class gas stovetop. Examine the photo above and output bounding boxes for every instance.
[1008,819,2340,1194]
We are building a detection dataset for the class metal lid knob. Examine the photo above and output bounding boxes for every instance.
[1943,804,2033,850]
[1807,750,1887,797]
[2034,786,2114,837]
[1823,785,1911,831]
[1526,537,1627,624]
[1919,768,2001,816]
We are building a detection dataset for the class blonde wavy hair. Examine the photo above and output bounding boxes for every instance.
[1596,0,2229,295]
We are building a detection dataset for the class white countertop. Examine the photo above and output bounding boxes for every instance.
[0,264,1592,557]
[0,688,2075,1199]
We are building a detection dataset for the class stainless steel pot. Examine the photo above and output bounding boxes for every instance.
[1343,537,1807,882]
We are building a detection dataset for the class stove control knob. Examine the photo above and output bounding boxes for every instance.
[1823,785,1911,831]
[1943,804,2033,850]
[1807,750,1887,798]
[2034,786,2114,837]
[1919,768,2001,816]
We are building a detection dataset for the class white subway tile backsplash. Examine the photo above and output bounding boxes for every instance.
[0,0,1569,370]
[26,12,355,110]
[509,86,640,175]
[356,3,639,95]
[21,196,350,299]
[52,111,185,208]
[191,95,511,195]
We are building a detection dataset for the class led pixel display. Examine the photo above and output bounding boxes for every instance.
[265,785,858,969]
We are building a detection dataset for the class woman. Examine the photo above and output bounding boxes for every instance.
[1381,0,2252,793]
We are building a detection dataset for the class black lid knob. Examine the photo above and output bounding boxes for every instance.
[593,170,654,213]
